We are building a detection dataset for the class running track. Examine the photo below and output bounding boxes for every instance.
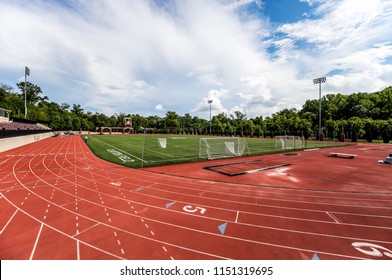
[0,135,391,260]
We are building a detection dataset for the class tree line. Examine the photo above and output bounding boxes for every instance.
[1,82,391,143]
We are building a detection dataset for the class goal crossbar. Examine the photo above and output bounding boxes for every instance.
[199,137,249,160]
[275,135,304,150]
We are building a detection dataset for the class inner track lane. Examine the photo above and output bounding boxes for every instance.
[1,136,391,260]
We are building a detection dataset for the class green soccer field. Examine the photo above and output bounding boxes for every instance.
[84,134,346,168]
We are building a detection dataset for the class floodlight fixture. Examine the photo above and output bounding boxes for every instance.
[313,77,326,141]
[24,66,30,119]
[313,77,326,84]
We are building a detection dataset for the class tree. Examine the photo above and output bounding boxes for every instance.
[376,119,392,143]
[346,117,365,142]
[363,118,378,143]
[16,82,47,106]
[231,111,246,136]
[165,111,180,133]
[71,104,84,116]
[243,119,255,137]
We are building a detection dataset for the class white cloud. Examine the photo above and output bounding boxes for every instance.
[192,89,228,115]
[155,104,166,111]
[0,0,391,119]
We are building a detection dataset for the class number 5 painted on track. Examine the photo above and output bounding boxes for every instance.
[183,205,206,215]
[352,242,392,258]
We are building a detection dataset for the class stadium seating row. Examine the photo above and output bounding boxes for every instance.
[0,121,50,130]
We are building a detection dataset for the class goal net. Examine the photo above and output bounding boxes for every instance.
[157,138,167,149]
[275,135,304,150]
[199,137,249,160]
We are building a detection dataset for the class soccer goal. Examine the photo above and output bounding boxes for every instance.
[157,138,167,149]
[275,135,304,150]
[199,137,249,160]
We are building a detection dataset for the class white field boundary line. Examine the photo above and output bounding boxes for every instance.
[31,142,392,252]
[78,136,174,259]
[13,140,378,261]
[78,136,390,218]
[145,185,392,219]
[129,158,392,201]
[90,136,146,163]
[2,187,371,261]
[145,169,392,202]
[29,223,43,260]
[18,136,230,260]
[146,175,392,204]
[326,211,341,224]
[63,143,392,214]
[23,138,392,254]
[50,139,392,233]
[142,186,392,232]
[19,137,392,256]
[2,195,126,260]
[77,141,392,202]
[0,207,18,234]
[55,140,392,225]
[143,178,392,210]
[3,137,126,260]
[235,211,239,223]
[1,185,229,260]
[71,137,128,257]
[47,137,389,238]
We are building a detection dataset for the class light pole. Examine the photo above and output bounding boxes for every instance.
[208,100,213,135]
[24,66,30,119]
[313,77,326,141]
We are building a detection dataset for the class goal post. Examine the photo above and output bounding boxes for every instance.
[199,137,249,160]
[275,135,304,150]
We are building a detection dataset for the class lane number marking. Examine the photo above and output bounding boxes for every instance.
[352,242,392,258]
[183,205,206,215]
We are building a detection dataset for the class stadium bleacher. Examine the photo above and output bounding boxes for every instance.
[0,108,51,138]
[0,121,50,131]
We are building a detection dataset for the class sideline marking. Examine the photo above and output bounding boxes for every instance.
[90,137,145,162]
[77,240,80,260]
[107,149,135,163]
[1,209,18,234]
[326,212,340,224]
[30,223,44,260]
[235,211,239,223]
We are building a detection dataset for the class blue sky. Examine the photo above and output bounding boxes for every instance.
[1,0,391,119]
[263,0,311,23]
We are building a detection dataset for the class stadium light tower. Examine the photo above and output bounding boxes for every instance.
[208,100,213,135]
[24,66,30,119]
[313,77,326,141]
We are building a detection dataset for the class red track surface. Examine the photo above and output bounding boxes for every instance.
[1,136,391,260]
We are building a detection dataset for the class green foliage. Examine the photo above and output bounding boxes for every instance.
[0,79,391,143]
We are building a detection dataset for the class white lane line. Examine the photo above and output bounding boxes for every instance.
[235,211,240,223]
[10,137,388,262]
[77,240,80,260]
[30,223,44,260]
[1,209,18,234]
[8,163,367,261]
[326,212,341,224]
